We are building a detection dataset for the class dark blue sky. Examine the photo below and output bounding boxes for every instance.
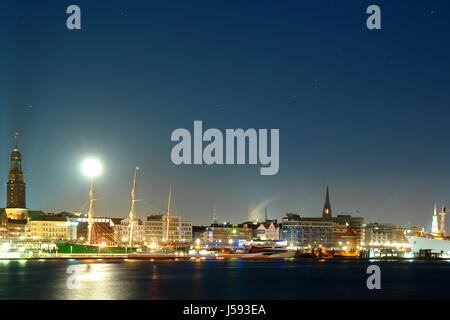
[1,1,450,228]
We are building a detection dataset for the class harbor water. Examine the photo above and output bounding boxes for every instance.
[0,258,449,300]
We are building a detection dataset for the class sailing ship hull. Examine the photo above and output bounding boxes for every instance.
[406,236,450,254]
[56,242,136,254]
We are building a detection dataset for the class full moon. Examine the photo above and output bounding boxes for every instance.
[81,158,102,177]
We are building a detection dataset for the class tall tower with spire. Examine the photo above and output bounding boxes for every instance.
[322,184,332,219]
[5,133,27,220]
[212,204,218,225]
[431,204,439,235]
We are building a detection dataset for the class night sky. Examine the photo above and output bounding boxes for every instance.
[1,1,450,229]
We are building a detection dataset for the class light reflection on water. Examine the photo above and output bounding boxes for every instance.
[0,259,450,299]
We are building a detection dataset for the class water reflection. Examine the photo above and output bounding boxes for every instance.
[0,259,450,299]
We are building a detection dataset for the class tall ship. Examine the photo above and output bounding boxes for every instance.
[406,204,450,254]
[56,164,140,254]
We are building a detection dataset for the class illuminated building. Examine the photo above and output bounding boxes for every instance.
[256,222,280,240]
[332,223,348,247]
[4,132,28,220]
[112,218,146,245]
[144,215,192,243]
[0,212,7,238]
[363,222,419,247]
[334,226,358,251]
[281,219,334,248]
[283,185,365,245]
[203,223,253,244]
[334,215,364,245]
[26,217,76,241]
[5,219,27,239]
[281,204,364,249]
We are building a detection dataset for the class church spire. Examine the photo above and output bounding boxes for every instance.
[432,204,439,235]
[212,204,218,225]
[14,132,19,151]
[323,184,332,218]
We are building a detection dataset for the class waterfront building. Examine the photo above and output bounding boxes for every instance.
[281,219,334,248]
[203,223,253,244]
[363,223,395,245]
[363,223,419,247]
[5,218,28,239]
[281,185,365,245]
[334,214,364,245]
[241,222,259,238]
[4,133,28,220]
[0,211,7,238]
[112,218,146,245]
[331,223,348,248]
[180,221,193,242]
[281,218,359,250]
[144,214,192,243]
[334,226,358,251]
[256,222,280,240]
[193,225,207,242]
[26,216,76,241]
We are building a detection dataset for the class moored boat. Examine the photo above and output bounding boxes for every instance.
[56,242,137,254]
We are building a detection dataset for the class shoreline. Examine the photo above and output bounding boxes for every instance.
[0,255,448,261]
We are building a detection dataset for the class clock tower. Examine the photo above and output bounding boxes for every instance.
[5,132,27,220]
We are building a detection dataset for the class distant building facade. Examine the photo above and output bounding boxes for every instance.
[112,218,146,245]
[203,223,253,244]
[363,223,419,246]
[334,226,358,251]
[27,217,74,241]
[6,219,28,239]
[281,219,334,248]
[256,223,280,240]
[281,185,365,247]
[144,215,192,243]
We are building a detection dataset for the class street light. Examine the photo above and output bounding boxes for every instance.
[81,158,102,245]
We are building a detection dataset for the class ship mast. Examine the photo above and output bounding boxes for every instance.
[165,185,172,242]
[81,158,102,245]
[128,166,139,247]
[87,176,95,244]
[440,205,447,236]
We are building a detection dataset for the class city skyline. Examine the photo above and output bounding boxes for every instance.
[0,131,440,231]
[2,1,450,227]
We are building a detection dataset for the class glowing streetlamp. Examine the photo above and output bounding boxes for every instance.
[82,158,102,245]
